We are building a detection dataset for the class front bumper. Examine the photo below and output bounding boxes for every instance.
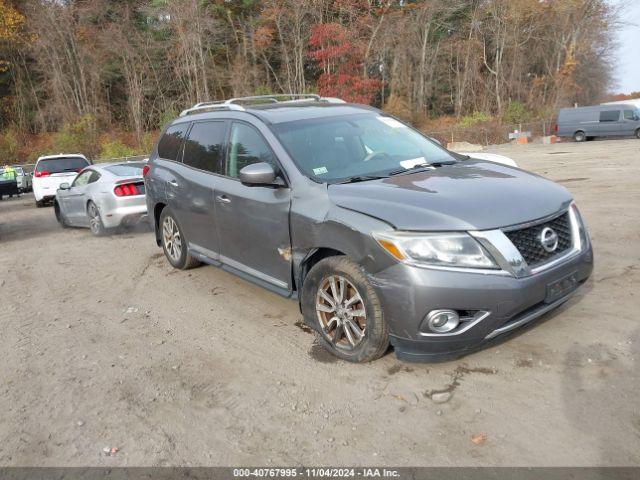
[370,238,593,362]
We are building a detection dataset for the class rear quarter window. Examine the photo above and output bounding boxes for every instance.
[157,124,188,161]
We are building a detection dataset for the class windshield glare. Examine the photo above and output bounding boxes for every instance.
[272,114,455,183]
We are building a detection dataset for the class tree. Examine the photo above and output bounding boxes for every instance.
[308,22,381,104]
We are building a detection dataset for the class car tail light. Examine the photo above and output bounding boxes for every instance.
[34,171,50,177]
[114,183,142,197]
[142,165,150,177]
[553,123,558,134]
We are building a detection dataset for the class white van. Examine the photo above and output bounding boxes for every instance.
[33,154,90,207]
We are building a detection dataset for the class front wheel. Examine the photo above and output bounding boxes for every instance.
[159,207,200,270]
[54,201,69,228]
[301,256,389,363]
[573,131,586,142]
[635,129,640,139]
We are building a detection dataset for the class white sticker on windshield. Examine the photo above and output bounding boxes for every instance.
[313,166,328,175]
[399,157,427,169]
[378,116,407,129]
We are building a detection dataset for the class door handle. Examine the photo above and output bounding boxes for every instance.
[168,179,178,187]
[216,195,231,204]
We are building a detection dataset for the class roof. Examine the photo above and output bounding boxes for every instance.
[175,103,379,126]
[601,99,640,108]
[36,153,88,162]
[559,103,638,112]
[88,160,146,171]
[245,103,379,124]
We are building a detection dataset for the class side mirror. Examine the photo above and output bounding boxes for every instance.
[429,136,443,146]
[59,182,71,190]
[239,162,281,186]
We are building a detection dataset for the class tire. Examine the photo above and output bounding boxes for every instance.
[159,206,200,270]
[54,201,70,228]
[35,199,44,208]
[87,201,107,236]
[301,256,389,363]
[573,130,586,142]
[635,129,640,139]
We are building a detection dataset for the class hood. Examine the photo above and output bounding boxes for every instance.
[327,160,572,231]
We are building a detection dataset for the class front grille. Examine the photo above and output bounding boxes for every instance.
[504,212,572,268]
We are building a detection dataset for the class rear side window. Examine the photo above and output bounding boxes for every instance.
[227,123,277,178]
[158,124,188,161]
[623,109,637,121]
[36,157,89,174]
[599,110,620,122]
[183,121,226,173]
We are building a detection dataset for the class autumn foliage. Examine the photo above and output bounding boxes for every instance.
[0,0,624,162]
[308,22,381,104]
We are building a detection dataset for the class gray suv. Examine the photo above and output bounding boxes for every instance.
[145,94,593,363]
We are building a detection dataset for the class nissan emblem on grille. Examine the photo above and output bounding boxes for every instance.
[539,227,559,253]
[503,212,572,268]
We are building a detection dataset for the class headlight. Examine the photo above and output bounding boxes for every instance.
[373,231,498,269]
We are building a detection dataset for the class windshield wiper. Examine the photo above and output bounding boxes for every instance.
[335,174,389,184]
[388,160,457,176]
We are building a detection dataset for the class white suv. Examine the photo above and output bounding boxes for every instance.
[33,154,90,207]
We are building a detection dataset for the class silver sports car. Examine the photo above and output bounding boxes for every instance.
[54,161,148,236]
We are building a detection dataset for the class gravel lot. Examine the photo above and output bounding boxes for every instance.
[0,139,638,467]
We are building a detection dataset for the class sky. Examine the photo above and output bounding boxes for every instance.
[610,0,640,93]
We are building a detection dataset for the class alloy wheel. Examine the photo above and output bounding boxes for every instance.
[88,204,101,234]
[163,216,182,262]
[316,275,367,350]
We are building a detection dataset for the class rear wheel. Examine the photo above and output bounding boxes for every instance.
[301,256,389,363]
[635,129,640,139]
[87,201,107,236]
[35,199,44,208]
[573,130,586,142]
[159,207,200,270]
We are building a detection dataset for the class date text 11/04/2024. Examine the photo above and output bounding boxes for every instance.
[232,468,400,478]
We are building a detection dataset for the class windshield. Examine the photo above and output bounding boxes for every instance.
[36,157,89,174]
[104,162,145,176]
[271,113,455,183]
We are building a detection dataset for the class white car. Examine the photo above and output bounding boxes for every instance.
[465,152,518,167]
[33,154,90,207]
[428,138,518,168]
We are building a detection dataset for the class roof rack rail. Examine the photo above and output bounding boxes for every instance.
[179,94,346,116]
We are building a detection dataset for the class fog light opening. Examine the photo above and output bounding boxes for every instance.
[427,310,460,333]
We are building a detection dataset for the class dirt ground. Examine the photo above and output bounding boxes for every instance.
[0,139,639,467]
